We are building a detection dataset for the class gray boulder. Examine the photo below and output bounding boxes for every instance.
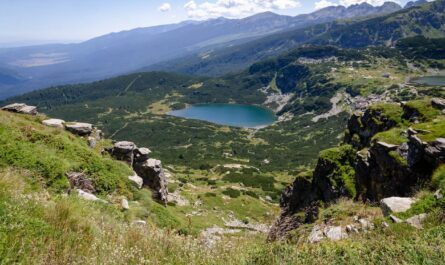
[133,158,168,204]
[324,226,347,241]
[42,119,65,128]
[87,137,97,148]
[380,197,416,216]
[405,213,427,229]
[134,147,152,162]
[65,122,93,136]
[128,173,143,189]
[76,189,107,203]
[2,103,37,115]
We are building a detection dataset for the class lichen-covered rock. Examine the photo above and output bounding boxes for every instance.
[133,158,168,204]
[66,172,95,193]
[42,119,65,128]
[87,137,97,148]
[380,197,416,216]
[121,198,129,210]
[65,122,93,136]
[2,103,37,115]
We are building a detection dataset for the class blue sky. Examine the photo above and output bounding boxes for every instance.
[0,0,409,45]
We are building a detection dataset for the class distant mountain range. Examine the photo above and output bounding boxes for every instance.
[0,1,405,99]
[148,0,444,76]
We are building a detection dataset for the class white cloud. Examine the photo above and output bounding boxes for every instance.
[338,0,399,6]
[159,3,172,12]
[184,0,302,19]
[314,0,337,9]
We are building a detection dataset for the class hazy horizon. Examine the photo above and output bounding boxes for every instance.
[0,0,411,47]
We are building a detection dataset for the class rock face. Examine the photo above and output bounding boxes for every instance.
[42,119,65,128]
[65,122,93,136]
[66,172,95,193]
[344,107,399,149]
[271,101,445,240]
[2,103,37,115]
[380,197,416,216]
[108,141,168,204]
[134,159,168,204]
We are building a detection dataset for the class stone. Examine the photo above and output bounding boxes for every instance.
[111,141,136,165]
[358,218,374,230]
[2,103,37,115]
[65,122,93,136]
[134,147,151,162]
[308,225,325,243]
[324,226,347,241]
[87,137,97,148]
[389,215,403,223]
[42,119,65,128]
[405,213,427,229]
[66,172,95,193]
[76,189,106,203]
[431,98,445,110]
[380,197,416,216]
[128,174,143,189]
[133,220,147,226]
[133,158,168,204]
[376,141,399,150]
[121,198,129,210]
[434,189,443,200]
[94,130,104,140]
[346,224,359,234]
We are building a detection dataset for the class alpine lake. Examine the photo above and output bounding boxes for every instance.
[168,103,277,128]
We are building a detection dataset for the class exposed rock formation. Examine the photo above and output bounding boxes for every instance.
[42,119,65,128]
[271,100,445,240]
[75,189,107,203]
[110,141,136,165]
[65,122,93,136]
[107,141,168,204]
[134,159,168,204]
[1,103,37,115]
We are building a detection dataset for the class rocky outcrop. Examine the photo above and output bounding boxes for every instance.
[109,141,136,165]
[42,119,65,128]
[1,103,37,115]
[107,141,168,204]
[134,159,168,204]
[65,122,93,136]
[344,106,400,149]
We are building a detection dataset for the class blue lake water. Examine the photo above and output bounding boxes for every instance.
[411,76,445,86]
[168,103,277,128]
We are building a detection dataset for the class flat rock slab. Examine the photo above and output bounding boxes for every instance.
[42,119,65,128]
[2,103,37,115]
[65,122,93,136]
[380,197,416,216]
[76,189,107,203]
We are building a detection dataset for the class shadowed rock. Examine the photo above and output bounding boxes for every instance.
[65,122,93,136]
[133,158,168,204]
[66,172,95,193]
